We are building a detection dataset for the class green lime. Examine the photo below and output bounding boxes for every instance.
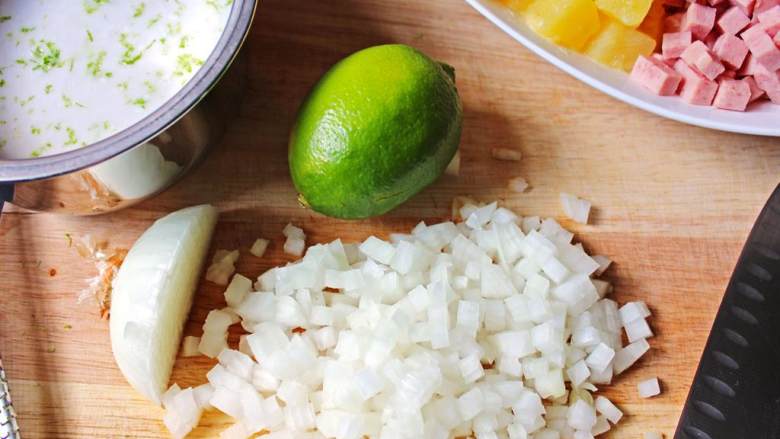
[289,44,462,219]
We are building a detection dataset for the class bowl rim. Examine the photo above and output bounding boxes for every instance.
[0,0,258,183]
[465,0,780,138]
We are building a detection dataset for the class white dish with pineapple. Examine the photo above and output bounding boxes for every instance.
[466,0,780,136]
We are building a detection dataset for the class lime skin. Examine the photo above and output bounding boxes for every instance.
[289,44,462,219]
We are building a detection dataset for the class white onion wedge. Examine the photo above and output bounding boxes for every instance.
[110,204,218,404]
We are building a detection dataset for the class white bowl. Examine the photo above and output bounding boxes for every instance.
[466,0,780,137]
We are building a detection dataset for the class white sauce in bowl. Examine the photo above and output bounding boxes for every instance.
[0,0,232,159]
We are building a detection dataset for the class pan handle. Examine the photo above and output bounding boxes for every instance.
[0,184,12,215]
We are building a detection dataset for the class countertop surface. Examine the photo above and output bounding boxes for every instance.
[2,0,780,437]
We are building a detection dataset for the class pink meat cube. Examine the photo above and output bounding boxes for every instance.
[729,0,755,16]
[663,32,693,58]
[739,53,762,75]
[712,78,752,109]
[754,64,780,102]
[704,30,721,49]
[631,55,684,95]
[683,3,718,39]
[757,5,780,35]
[674,59,721,104]
[652,53,678,67]
[743,75,767,100]
[681,40,727,79]
[755,0,780,14]
[775,29,780,44]
[713,33,750,67]
[665,13,684,33]
[741,25,780,70]
[718,6,751,34]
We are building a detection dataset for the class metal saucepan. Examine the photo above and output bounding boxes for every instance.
[0,0,257,215]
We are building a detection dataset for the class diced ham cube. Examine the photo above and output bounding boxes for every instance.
[713,33,750,67]
[755,0,780,14]
[738,52,761,75]
[682,3,718,39]
[757,5,780,36]
[665,13,685,33]
[631,55,684,95]
[652,53,677,67]
[674,59,721,104]
[754,64,780,102]
[718,6,752,34]
[681,40,727,79]
[712,78,752,109]
[729,0,756,16]
[662,32,693,59]
[746,16,764,30]
[743,75,767,101]
[775,29,780,44]
[703,31,721,50]
[741,25,780,70]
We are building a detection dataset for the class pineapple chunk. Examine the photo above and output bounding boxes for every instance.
[584,17,656,71]
[525,0,601,51]
[499,0,533,13]
[595,0,654,27]
[638,0,666,48]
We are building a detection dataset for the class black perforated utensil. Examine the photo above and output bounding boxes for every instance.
[675,184,780,439]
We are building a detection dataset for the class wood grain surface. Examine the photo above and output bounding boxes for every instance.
[2,0,780,437]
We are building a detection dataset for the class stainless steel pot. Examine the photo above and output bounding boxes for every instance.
[0,0,257,215]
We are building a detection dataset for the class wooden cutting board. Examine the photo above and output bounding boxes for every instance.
[2,0,779,437]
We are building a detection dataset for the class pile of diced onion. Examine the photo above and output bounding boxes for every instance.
[162,201,656,439]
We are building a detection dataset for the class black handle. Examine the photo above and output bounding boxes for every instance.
[0,185,11,215]
[675,184,780,439]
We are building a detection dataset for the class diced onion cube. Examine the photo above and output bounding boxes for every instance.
[567,399,597,431]
[508,177,529,193]
[637,377,661,398]
[224,273,252,308]
[585,343,615,373]
[250,238,269,258]
[624,317,654,343]
[491,147,522,161]
[560,193,591,224]
[284,237,305,256]
[592,255,612,276]
[181,336,201,357]
[613,339,650,375]
[566,360,590,387]
[619,301,651,325]
[206,249,239,285]
[592,415,611,435]
[162,387,202,439]
[354,368,384,401]
[457,388,484,421]
[359,236,396,265]
[458,353,485,383]
[283,223,305,240]
[594,396,623,424]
